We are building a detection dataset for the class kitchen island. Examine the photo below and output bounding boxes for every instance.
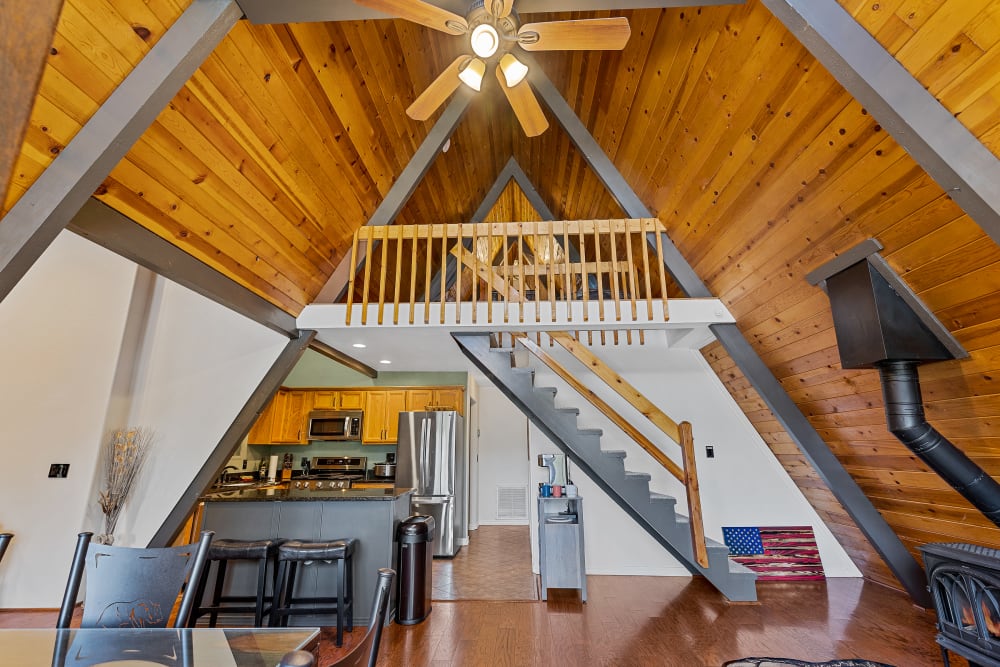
[199,486,412,627]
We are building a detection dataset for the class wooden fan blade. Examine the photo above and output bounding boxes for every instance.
[496,66,548,137]
[407,56,468,121]
[353,0,468,35]
[486,0,514,18]
[517,17,631,51]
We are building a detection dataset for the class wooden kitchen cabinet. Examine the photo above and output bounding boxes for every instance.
[248,389,312,445]
[311,389,363,410]
[362,390,407,444]
[405,387,464,414]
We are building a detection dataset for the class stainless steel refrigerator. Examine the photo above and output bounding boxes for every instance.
[396,410,467,557]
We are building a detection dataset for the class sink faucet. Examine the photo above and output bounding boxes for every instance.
[218,465,238,485]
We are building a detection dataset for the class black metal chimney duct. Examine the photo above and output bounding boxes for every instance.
[878,360,1000,528]
[823,259,1000,529]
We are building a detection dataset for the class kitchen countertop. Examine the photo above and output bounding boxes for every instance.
[201,486,412,502]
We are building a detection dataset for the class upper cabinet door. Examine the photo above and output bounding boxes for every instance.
[406,389,434,412]
[383,390,408,443]
[312,390,337,409]
[363,390,408,444]
[433,388,464,414]
[270,389,312,444]
[338,390,364,410]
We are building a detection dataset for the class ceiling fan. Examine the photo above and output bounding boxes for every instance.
[353,0,631,137]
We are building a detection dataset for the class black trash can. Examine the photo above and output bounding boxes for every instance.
[396,515,435,625]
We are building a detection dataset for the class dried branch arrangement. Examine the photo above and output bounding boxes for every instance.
[97,427,153,544]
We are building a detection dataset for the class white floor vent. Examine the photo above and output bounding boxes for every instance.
[496,485,529,521]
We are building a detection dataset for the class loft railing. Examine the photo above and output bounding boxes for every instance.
[515,331,709,567]
[343,219,671,327]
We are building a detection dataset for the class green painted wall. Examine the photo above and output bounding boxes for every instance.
[284,349,467,388]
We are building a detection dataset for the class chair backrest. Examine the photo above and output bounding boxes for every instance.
[0,533,13,565]
[330,568,396,667]
[57,530,214,629]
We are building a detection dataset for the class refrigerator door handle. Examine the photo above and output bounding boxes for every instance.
[411,496,449,504]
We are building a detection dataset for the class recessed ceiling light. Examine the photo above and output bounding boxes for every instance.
[352,343,366,348]
[379,359,392,365]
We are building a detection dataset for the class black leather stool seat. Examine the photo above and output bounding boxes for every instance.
[278,539,355,561]
[271,538,357,647]
[192,538,284,628]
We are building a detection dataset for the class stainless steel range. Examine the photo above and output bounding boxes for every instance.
[290,456,367,490]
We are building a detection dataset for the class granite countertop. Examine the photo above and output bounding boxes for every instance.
[201,486,413,502]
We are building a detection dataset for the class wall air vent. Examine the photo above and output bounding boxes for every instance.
[496,485,529,521]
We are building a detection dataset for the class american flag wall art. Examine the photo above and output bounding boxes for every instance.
[722,525,825,581]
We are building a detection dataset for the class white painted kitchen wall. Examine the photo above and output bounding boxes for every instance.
[471,333,859,578]
[0,230,287,608]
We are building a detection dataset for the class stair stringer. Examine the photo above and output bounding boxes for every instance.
[453,332,757,602]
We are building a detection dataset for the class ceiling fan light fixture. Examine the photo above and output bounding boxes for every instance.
[459,57,486,91]
[470,23,499,58]
[499,53,528,87]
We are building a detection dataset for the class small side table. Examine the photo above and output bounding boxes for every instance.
[537,496,587,601]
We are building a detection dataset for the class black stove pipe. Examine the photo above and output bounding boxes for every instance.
[878,359,1000,528]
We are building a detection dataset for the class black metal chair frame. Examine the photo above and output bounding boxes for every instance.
[57,530,214,629]
[278,568,395,667]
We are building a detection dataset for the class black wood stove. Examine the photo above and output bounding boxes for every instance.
[921,543,1000,667]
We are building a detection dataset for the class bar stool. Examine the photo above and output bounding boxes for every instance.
[270,538,356,646]
[191,537,283,627]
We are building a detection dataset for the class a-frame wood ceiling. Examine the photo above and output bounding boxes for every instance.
[5,0,1000,595]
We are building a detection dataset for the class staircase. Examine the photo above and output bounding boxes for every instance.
[453,332,758,602]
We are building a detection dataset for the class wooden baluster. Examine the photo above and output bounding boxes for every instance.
[653,220,669,321]
[424,225,432,324]
[455,223,464,324]
[624,220,637,324]
[609,219,622,323]
[393,226,403,325]
[563,222,572,323]
[517,223,525,324]
[680,421,709,568]
[579,220,588,324]
[378,226,389,325]
[533,224,541,322]
[471,223,478,324]
[440,225,448,324]
[486,222,493,324]
[548,222,557,321]
[361,228,373,326]
[503,224,511,324]
[346,229,360,326]
[409,225,418,325]
[641,218,654,322]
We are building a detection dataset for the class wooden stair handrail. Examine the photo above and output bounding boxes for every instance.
[541,330,709,568]
[515,334,685,483]
[548,331,681,443]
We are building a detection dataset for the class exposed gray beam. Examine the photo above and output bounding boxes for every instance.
[763,0,1000,248]
[315,92,473,304]
[310,338,378,379]
[148,330,316,548]
[68,198,298,337]
[0,0,241,307]
[237,0,743,25]
[529,57,931,605]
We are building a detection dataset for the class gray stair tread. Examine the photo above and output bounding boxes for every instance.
[624,471,652,480]
[603,450,627,459]
[535,386,557,394]
[556,407,581,415]
[577,428,603,436]
[648,492,676,502]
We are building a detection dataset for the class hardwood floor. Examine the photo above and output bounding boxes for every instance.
[0,528,963,666]
[432,525,538,601]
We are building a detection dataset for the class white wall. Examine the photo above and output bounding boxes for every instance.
[0,230,288,608]
[476,385,531,525]
[474,332,860,578]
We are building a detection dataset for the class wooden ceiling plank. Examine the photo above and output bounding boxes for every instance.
[107,151,314,305]
[55,1,140,82]
[286,23,397,194]
[166,77,342,263]
[893,1,983,74]
[0,0,241,306]
[218,24,375,220]
[764,0,1000,263]
[133,119,331,289]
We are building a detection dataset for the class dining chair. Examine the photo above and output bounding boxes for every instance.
[0,533,13,565]
[278,567,396,667]
[57,530,214,629]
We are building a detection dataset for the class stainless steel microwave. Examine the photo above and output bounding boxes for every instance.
[307,410,363,441]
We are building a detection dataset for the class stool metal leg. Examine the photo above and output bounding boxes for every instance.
[209,560,228,628]
[254,556,268,627]
[336,556,345,646]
